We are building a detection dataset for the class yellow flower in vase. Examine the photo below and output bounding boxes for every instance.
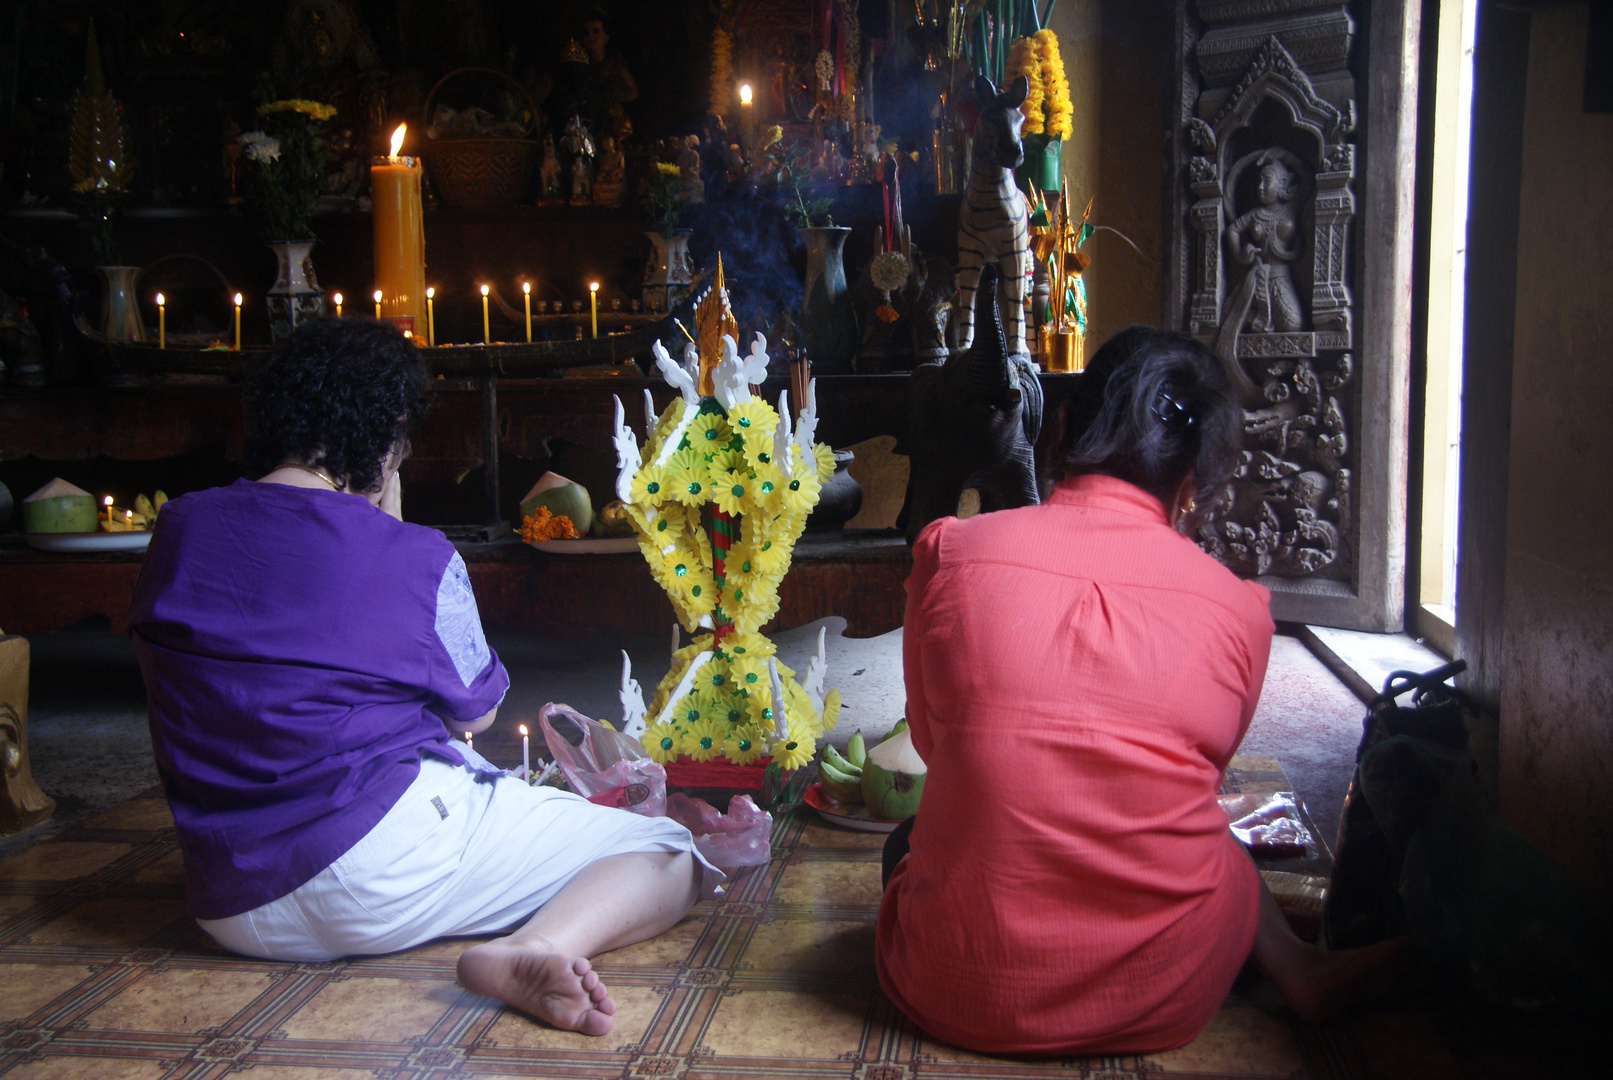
[770,725,816,771]
[711,472,752,516]
[643,721,684,764]
[726,398,777,441]
[811,443,837,483]
[683,717,728,762]
[687,411,728,453]
[723,631,775,661]
[630,462,672,507]
[729,654,767,694]
[666,446,710,506]
[722,728,767,766]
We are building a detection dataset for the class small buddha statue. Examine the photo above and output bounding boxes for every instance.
[593,135,625,207]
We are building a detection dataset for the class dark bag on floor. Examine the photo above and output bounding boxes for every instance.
[1323,660,1472,950]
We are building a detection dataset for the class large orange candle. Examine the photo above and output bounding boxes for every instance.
[371,124,426,340]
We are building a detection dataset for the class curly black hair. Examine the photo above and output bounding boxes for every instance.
[1053,326,1240,513]
[242,318,430,495]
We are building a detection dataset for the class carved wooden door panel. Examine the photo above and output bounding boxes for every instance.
[1167,1,1419,631]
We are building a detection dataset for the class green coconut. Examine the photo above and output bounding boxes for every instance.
[519,471,593,534]
[22,479,97,534]
[861,727,926,820]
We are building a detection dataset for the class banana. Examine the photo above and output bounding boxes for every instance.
[135,494,156,519]
[877,718,909,745]
[845,731,866,769]
[817,758,864,804]
[821,743,862,778]
[153,490,168,513]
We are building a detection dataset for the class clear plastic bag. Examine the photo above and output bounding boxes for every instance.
[666,792,774,868]
[1218,791,1315,856]
[538,702,666,817]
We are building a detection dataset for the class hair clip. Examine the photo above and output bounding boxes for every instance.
[1152,388,1196,428]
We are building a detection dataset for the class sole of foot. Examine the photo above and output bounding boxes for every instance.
[458,943,616,1035]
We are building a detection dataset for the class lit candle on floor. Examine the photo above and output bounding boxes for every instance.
[426,287,435,346]
[523,281,532,342]
[155,293,165,349]
[373,289,382,319]
[481,284,491,344]
[519,724,530,781]
[333,292,343,318]
[233,293,242,351]
[589,282,599,338]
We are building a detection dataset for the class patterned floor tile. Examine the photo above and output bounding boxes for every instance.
[737,915,877,975]
[83,967,275,1035]
[1,1057,171,1080]
[0,842,134,883]
[23,897,191,949]
[0,962,98,1020]
[697,988,873,1059]
[274,974,465,1043]
[772,859,884,910]
[1143,1004,1309,1075]
[80,799,173,832]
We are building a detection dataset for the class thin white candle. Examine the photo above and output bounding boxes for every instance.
[523,281,532,343]
[519,723,530,782]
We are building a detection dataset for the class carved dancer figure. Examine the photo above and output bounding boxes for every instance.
[619,650,647,739]
[1216,152,1304,392]
[956,75,1033,358]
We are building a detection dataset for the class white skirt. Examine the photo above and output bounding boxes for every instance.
[199,749,723,961]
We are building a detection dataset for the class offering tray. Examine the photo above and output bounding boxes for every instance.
[527,536,639,554]
[802,781,903,833]
[23,531,153,553]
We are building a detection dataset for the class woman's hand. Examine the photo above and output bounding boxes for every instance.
[380,470,403,521]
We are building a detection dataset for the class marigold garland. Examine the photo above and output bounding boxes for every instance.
[520,506,578,542]
[1036,29,1073,140]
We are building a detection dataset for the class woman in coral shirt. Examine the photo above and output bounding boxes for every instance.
[875,327,1406,1055]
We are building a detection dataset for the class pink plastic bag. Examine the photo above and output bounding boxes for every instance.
[538,703,666,817]
[666,792,774,868]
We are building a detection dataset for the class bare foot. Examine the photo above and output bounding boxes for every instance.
[457,942,617,1035]
[1275,936,1420,1023]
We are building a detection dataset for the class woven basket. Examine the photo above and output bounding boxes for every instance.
[419,68,542,210]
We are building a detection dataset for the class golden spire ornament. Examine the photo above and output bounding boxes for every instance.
[694,254,738,397]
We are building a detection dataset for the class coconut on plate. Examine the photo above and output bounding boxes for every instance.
[22,479,98,534]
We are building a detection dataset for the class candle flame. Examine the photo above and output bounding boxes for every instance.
[333,292,343,305]
[233,293,243,306]
[519,724,528,736]
[389,123,406,158]
[426,287,435,299]
[481,284,490,296]
[403,329,413,338]
[124,509,132,520]
[739,83,753,105]
[103,495,113,506]
[374,290,383,302]
[523,281,531,294]
[155,293,164,306]
[590,282,599,293]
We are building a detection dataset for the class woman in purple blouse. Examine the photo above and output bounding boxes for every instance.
[130,319,715,1037]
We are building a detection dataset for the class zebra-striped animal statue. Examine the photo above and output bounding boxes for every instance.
[957,74,1033,359]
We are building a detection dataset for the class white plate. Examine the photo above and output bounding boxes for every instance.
[528,536,639,554]
[23,531,153,553]
[802,783,903,833]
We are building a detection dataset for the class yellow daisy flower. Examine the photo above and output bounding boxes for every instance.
[746,460,786,511]
[725,397,777,440]
[644,502,690,548]
[739,425,775,465]
[630,462,670,506]
[769,728,815,770]
[723,631,774,660]
[729,653,767,693]
[811,442,837,482]
[701,661,732,695]
[666,447,710,506]
[643,721,683,764]
[712,691,749,727]
[689,410,730,451]
[777,468,821,516]
[722,728,767,766]
[711,472,751,516]
[683,717,727,762]
[722,540,758,585]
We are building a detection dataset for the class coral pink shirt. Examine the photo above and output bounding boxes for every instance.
[875,474,1274,1055]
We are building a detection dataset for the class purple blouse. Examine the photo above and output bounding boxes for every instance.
[129,480,510,919]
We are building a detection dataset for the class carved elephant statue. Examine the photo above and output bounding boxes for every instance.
[900,263,1043,544]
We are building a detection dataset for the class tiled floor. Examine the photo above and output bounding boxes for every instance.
[0,764,1481,1080]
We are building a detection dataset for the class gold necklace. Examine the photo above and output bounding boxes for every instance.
[278,462,339,489]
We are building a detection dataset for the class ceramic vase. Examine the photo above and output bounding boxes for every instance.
[642,230,694,314]
[98,266,145,343]
[799,226,858,375]
[265,240,326,343]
